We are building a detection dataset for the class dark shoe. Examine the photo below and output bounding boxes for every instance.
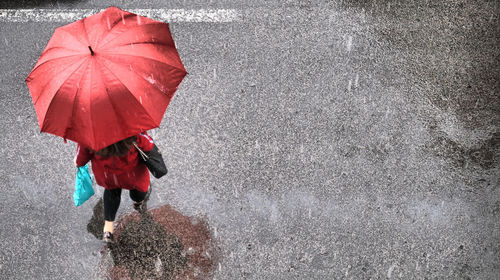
[102,231,114,243]
[133,186,152,212]
[133,201,144,211]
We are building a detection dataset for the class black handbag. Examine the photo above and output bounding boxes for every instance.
[133,142,168,179]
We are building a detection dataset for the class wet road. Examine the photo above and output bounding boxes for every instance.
[1,0,499,279]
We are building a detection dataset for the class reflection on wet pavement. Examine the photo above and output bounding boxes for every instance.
[87,198,105,240]
[112,213,187,279]
[87,199,219,279]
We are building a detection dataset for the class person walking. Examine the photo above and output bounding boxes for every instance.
[75,132,155,243]
[26,7,184,244]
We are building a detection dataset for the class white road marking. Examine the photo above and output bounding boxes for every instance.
[0,8,241,22]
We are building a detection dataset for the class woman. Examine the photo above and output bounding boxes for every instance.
[75,132,155,243]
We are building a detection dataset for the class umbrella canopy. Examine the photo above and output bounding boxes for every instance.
[26,6,187,151]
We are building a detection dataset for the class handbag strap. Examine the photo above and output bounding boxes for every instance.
[133,142,149,161]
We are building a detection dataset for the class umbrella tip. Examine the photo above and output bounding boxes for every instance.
[88,46,95,56]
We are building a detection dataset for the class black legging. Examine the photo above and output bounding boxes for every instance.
[103,188,147,221]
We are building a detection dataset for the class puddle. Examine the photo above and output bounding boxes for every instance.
[88,199,220,279]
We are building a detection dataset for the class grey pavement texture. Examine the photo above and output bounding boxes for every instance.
[1,0,499,279]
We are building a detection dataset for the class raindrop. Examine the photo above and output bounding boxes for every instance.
[154,256,162,273]
[146,74,155,84]
[474,98,480,108]
[136,15,142,25]
[346,35,353,52]
[139,96,143,104]
[121,13,126,24]
[354,74,359,88]
[347,79,352,91]
[106,17,111,30]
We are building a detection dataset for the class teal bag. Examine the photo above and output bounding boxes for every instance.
[74,165,94,206]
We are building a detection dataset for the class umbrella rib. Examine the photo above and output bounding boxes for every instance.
[103,87,129,142]
[58,28,90,48]
[40,46,82,56]
[111,41,173,48]
[63,61,90,141]
[88,59,97,149]
[100,55,184,99]
[93,60,129,141]
[98,22,166,49]
[96,12,137,47]
[80,17,92,47]
[106,53,186,74]
[40,58,89,131]
[29,54,85,84]
[95,59,157,126]
[33,56,89,106]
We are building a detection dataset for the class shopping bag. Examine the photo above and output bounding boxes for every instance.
[74,165,94,206]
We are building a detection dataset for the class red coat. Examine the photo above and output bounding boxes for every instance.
[76,132,155,192]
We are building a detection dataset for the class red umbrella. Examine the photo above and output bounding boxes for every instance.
[25,6,187,151]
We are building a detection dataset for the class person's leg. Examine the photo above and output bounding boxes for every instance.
[103,188,122,234]
[130,188,147,202]
[130,187,149,211]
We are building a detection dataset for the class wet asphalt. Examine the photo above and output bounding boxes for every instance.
[0,0,499,279]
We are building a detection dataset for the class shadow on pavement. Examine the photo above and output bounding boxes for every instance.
[87,198,105,240]
[87,198,220,279]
